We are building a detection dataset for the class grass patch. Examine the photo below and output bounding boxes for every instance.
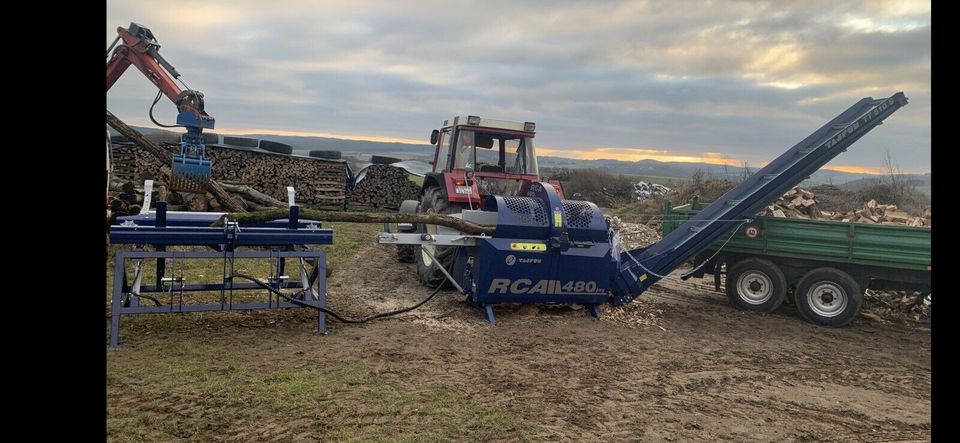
[107,221,536,441]
[109,352,537,441]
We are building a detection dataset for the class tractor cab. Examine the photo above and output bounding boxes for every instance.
[427,115,562,207]
[402,115,564,286]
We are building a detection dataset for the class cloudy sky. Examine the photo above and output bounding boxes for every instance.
[107,0,931,174]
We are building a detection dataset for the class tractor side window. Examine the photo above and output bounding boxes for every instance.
[435,129,451,171]
[504,139,522,174]
[504,137,538,175]
[521,137,538,175]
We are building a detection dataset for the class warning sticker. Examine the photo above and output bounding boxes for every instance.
[510,242,547,252]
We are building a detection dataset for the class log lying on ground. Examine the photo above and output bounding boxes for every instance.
[218,183,286,207]
[107,110,246,212]
[213,208,496,236]
[349,165,420,209]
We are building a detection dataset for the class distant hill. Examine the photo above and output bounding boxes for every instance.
[837,173,932,196]
[535,156,879,186]
[111,125,927,188]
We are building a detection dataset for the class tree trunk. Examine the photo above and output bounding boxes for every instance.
[213,209,496,236]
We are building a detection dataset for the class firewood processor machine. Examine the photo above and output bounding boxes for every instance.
[107,93,907,346]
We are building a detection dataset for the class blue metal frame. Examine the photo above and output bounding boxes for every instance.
[108,202,334,347]
[116,211,322,228]
[109,249,327,347]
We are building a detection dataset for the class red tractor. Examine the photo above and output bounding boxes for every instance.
[398,115,564,287]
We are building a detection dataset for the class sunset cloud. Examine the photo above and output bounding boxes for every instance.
[107,0,930,173]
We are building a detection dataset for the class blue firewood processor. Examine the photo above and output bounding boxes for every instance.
[378,93,909,323]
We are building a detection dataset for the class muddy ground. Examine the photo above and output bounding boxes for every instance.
[107,223,930,442]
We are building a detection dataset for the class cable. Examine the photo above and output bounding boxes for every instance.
[679,219,750,279]
[622,218,751,280]
[465,176,475,211]
[149,89,180,128]
[231,273,443,324]
[106,36,122,59]
[125,290,163,307]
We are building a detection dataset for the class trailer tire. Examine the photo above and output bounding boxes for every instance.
[794,268,862,327]
[416,187,462,287]
[725,258,787,313]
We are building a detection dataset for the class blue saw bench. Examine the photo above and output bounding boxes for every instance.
[108,202,332,347]
[379,92,909,323]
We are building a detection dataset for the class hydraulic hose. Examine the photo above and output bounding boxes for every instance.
[230,273,443,324]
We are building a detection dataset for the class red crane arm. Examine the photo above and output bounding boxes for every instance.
[106,25,209,118]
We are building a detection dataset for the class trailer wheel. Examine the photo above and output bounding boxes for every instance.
[794,268,862,327]
[416,187,463,287]
[725,258,787,313]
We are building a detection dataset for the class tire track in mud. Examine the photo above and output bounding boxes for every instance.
[108,232,930,442]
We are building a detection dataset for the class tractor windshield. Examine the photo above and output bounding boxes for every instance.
[453,130,539,175]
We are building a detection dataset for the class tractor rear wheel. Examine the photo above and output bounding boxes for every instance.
[416,187,464,287]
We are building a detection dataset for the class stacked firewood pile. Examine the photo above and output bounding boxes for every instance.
[348,165,420,210]
[111,142,348,209]
[108,180,151,216]
[758,187,931,226]
[608,216,661,251]
[862,289,931,323]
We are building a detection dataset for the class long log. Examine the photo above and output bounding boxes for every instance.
[106,110,246,212]
[218,183,285,207]
[213,208,496,236]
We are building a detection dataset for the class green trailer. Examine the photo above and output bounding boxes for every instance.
[662,198,931,326]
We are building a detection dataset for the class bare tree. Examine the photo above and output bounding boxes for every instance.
[883,149,909,202]
[739,160,752,183]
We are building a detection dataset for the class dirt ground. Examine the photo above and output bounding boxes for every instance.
[107,223,931,442]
